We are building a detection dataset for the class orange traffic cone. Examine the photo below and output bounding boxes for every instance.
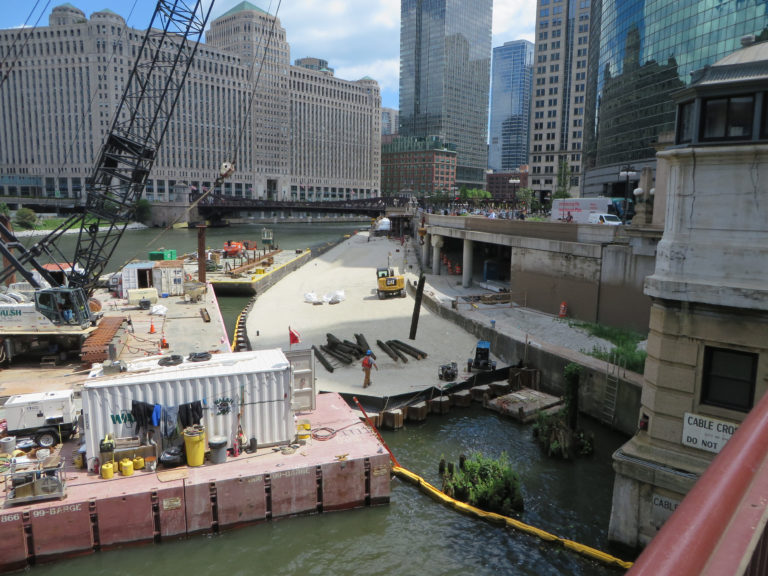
[149,320,156,334]
[161,335,169,349]
[559,301,568,318]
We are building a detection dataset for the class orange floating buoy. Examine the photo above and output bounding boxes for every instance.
[559,301,568,318]
[149,320,156,334]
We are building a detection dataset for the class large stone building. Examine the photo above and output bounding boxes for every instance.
[528,0,591,203]
[0,2,380,207]
[398,0,492,190]
[488,40,533,173]
[608,40,768,549]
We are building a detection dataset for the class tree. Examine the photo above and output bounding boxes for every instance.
[14,207,38,230]
[0,203,9,218]
[554,159,572,201]
[516,187,540,213]
[135,199,151,223]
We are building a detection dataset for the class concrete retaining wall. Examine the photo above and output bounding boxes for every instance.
[413,283,642,436]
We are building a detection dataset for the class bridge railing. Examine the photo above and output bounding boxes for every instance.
[627,389,768,576]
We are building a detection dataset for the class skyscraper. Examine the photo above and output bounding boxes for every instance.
[489,40,534,172]
[399,0,493,190]
[529,0,592,203]
[582,0,768,196]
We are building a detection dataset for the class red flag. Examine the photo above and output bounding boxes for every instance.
[289,327,301,345]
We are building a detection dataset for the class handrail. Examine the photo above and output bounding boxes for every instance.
[628,390,768,575]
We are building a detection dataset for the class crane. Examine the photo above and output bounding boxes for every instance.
[0,0,218,363]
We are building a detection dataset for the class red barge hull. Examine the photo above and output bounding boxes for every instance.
[0,393,391,573]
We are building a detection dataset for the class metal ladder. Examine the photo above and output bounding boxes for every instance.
[601,354,622,425]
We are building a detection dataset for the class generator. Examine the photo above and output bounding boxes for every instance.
[438,362,458,381]
[3,390,78,448]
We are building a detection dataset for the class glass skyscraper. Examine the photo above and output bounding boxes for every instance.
[583,0,768,195]
[399,0,493,189]
[489,40,534,172]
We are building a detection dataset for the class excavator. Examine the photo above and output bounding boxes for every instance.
[0,1,220,364]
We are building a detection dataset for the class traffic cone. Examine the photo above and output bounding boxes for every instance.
[161,335,169,349]
[149,320,156,334]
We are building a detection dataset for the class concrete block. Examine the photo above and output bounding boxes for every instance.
[490,382,511,396]
[450,389,472,407]
[470,384,492,402]
[381,409,404,430]
[428,396,451,415]
[405,401,428,421]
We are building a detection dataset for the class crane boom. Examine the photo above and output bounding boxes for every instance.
[0,0,215,294]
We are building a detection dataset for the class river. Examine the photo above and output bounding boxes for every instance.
[21,222,633,575]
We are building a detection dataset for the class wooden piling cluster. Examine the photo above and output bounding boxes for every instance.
[374,367,545,430]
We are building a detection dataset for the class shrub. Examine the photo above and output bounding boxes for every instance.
[14,207,38,230]
[441,452,524,515]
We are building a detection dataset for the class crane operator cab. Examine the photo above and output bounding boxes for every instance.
[35,287,94,328]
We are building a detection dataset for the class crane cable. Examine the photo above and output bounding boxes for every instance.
[0,0,51,91]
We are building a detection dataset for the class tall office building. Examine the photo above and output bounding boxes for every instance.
[489,40,534,172]
[0,2,380,205]
[528,0,591,202]
[581,0,768,196]
[399,0,492,190]
[381,107,399,136]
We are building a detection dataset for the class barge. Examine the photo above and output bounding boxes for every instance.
[0,351,391,573]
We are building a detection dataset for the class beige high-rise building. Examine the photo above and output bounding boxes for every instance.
[0,2,380,205]
[528,0,591,204]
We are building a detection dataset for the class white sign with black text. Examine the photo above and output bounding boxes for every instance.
[682,412,738,454]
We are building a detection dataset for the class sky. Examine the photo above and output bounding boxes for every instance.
[1,0,537,109]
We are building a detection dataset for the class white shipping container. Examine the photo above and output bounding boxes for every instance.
[81,349,296,467]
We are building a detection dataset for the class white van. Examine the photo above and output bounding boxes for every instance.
[588,213,622,225]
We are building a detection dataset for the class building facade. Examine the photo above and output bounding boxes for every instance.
[528,0,591,203]
[399,0,492,189]
[608,41,768,549]
[381,107,399,136]
[489,40,534,172]
[0,2,380,207]
[582,0,768,197]
[381,136,456,197]
[289,68,381,201]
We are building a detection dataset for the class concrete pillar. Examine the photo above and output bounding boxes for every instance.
[462,238,473,288]
[431,235,443,275]
[422,233,431,269]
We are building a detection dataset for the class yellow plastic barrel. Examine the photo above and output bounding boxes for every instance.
[120,458,134,476]
[132,456,145,470]
[101,461,114,479]
[183,425,206,467]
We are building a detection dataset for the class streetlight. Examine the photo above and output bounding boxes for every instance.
[618,166,637,224]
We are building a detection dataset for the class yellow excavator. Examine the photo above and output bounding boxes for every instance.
[376,267,406,299]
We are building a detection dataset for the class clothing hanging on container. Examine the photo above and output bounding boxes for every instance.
[131,400,155,434]
[179,400,203,428]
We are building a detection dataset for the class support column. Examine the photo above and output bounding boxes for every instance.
[431,235,443,275]
[421,233,431,270]
[462,238,473,288]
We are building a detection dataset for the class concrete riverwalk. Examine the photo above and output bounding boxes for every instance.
[244,230,620,404]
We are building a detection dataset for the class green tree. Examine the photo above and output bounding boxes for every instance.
[516,187,540,213]
[554,159,572,201]
[14,207,38,230]
[135,199,151,223]
[0,203,9,217]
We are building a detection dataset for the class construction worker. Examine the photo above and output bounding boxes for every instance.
[361,350,378,388]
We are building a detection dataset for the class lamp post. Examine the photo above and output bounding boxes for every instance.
[618,166,637,224]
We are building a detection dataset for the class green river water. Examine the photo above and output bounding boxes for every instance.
[21,221,632,576]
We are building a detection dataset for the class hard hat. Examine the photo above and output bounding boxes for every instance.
[366,350,372,355]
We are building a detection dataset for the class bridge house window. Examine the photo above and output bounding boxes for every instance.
[702,96,754,140]
[701,346,757,413]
